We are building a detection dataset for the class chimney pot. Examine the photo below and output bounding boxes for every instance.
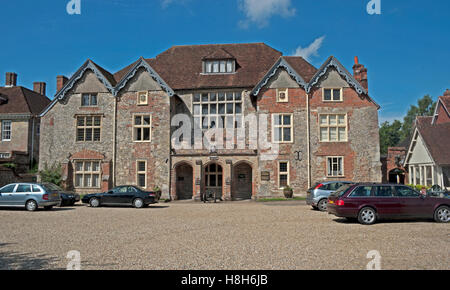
[354,56,359,65]
[5,72,17,87]
[56,75,68,92]
[33,82,46,96]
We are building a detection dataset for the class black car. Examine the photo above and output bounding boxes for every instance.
[81,185,161,208]
[60,192,81,206]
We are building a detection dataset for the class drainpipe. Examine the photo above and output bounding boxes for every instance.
[306,93,311,189]
[30,117,35,169]
[112,96,117,187]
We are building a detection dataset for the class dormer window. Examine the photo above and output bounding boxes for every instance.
[204,60,235,74]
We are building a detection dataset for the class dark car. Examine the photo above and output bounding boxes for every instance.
[39,183,80,206]
[81,185,160,208]
[327,183,450,225]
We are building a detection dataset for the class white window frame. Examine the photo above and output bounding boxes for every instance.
[279,161,290,188]
[1,120,12,141]
[136,160,147,188]
[137,91,148,106]
[74,160,101,189]
[322,88,343,102]
[272,113,293,143]
[192,91,243,129]
[203,60,235,74]
[276,88,289,103]
[326,156,344,177]
[133,114,152,142]
[319,114,348,142]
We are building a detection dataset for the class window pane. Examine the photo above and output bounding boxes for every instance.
[283,128,291,142]
[319,115,328,125]
[226,103,233,114]
[143,116,150,125]
[329,127,337,141]
[235,103,242,114]
[235,92,242,101]
[226,116,234,129]
[375,186,393,197]
[320,128,328,141]
[82,94,90,106]
[84,162,92,172]
[92,174,99,187]
[279,162,288,173]
[333,89,341,101]
[329,115,337,125]
[16,185,31,193]
[213,61,219,73]
[218,104,225,114]
[202,93,209,102]
[75,174,83,187]
[210,93,217,102]
[94,116,101,126]
[220,61,226,72]
[143,128,150,140]
[210,104,217,114]
[324,89,332,100]
[91,95,98,105]
[77,117,85,126]
[138,161,146,172]
[86,117,92,126]
[283,115,291,125]
[202,104,208,115]
[338,127,346,141]
[84,175,92,187]
[280,175,288,187]
[85,128,92,141]
[92,162,100,172]
[274,127,281,141]
[193,93,201,102]
[226,61,233,72]
[338,115,345,125]
[218,93,225,101]
[77,129,84,141]
[193,104,201,115]
[226,92,233,101]
[138,174,146,187]
[93,128,101,141]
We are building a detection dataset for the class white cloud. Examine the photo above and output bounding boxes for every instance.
[239,0,296,28]
[293,36,326,61]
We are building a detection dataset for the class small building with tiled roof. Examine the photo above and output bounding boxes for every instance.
[39,42,382,198]
[404,89,450,189]
[0,72,50,179]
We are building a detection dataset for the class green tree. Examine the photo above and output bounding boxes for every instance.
[400,95,436,142]
[379,120,403,155]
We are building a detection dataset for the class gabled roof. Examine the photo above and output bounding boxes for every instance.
[307,56,379,108]
[114,43,282,90]
[114,57,174,97]
[202,48,235,60]
[407,116,450,166]
[251,56,314,96]
[41,59,116,116]
[432,94,450,124]
[0,86,50,115]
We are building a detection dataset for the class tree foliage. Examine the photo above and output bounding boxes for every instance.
[379,95,436,154]
[39,163,62,186]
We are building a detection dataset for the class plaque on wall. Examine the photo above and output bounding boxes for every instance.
[261,171,270,181]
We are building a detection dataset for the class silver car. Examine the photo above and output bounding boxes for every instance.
[0,183,61,211]
[306,181,353,211]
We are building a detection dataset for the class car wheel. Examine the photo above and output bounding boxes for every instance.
[318,199,328,212]
[133,198,144,209]
[434,206,450,223]
[358,207,377,225]
[89,198,100,208]
[25,200,38,212]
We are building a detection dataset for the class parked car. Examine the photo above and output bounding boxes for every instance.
[0,183,61,211]
[81,185,160,208]
[427,185,449,199]
[327,183,450,225]
[306,181,353,211]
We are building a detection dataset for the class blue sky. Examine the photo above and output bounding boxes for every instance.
[0,0,449,124]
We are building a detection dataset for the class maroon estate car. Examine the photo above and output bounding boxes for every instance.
[327,183,450,225]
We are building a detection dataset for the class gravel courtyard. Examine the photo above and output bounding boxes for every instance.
[0,200,448,270]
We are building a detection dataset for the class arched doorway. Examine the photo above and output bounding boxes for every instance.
[389,168,406,184]
[232,162,252,200]
[175,163,193,200]
[204,163,223,199]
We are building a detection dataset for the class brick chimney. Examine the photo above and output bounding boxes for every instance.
[56,75,68,92]
[33,82,46,96]
[352,56,368,92]
[5,72,17,87]
[444,89,450,96]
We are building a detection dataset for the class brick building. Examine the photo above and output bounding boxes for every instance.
[39,43,382,199]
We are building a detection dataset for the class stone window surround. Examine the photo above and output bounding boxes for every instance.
[75,115,102,142]
[192,91,243,130]
[327,156,344,177]
[136,160,147,188]
[276,88,289,103]
[318,113,348,142]
[73,160,102,189]
[272,113,293,143]
[81,93,98,107]
[278,161,290,188]
[132,113,152,142]
[1,120,12,141]
[322,87,343,102]
[137,91,148,106]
